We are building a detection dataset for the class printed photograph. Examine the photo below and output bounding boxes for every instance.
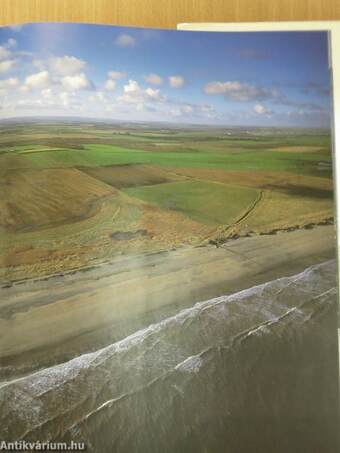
[0,24,338,452]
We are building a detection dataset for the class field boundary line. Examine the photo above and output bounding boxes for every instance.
[233,189,264,227]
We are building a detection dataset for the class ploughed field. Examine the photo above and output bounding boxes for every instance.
[0,121,334,281]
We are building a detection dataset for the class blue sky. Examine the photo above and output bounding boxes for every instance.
[0,23,332,127]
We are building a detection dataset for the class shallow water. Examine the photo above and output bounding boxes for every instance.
[0,260,339,452]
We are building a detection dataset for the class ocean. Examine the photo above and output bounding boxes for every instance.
[0,260,339,453]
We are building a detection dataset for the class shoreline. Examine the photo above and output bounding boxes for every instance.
[0,224,336,378]
[0,217,335,289]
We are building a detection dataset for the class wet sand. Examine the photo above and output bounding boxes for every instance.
[0,225,336,377]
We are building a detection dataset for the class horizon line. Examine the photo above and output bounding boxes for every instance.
[0,115,331,131]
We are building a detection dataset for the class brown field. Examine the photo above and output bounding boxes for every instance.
[229,190,334,235]
[270,146,329,153]
[0,153,31,170]
[0,168,117,232]
[173,168,333,192]
[1,176,213,281]
[80,164,184,189]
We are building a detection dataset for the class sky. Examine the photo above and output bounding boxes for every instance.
[0,23,333,127]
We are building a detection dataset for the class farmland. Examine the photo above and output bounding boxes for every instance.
[0,119,334,282]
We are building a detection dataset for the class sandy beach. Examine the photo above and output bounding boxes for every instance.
[0,225,336,377]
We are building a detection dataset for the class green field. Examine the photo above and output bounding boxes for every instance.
[12,142,332,178]
[125,181,259,226]
[0,120,334,281]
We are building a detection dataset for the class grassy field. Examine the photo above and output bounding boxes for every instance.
[125,181,259,226]
[12,143,331,178]
[0,120,334,281]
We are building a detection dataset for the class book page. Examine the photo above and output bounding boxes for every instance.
[0,23,338,452]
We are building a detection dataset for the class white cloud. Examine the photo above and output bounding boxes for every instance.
[0,77,18,89]
[205,81,241,95]
[169,75,185,88]
[88,91,110,105]
[119,79,143,103]
[170,102,216,119]
[95,91,106,102]
[32,59,45,70]
[60,91,72,107]
[170,105,193,117]
[118,79,165,105]
[253,104,272,115]
[144,73,163,85]
[0,47,11,60]
[24,70,50,89]
[12,89,82,112]
[0,59,16,73]
[204,80,279,102]
[103,70,127,91]
[50,55,86,76]
[7,38,17,48]
[108,70,127,80]
[124,80,139,93]
[254,104,265,114]
[0,76,19,95]
[182,105,194,114]
[61,73,92,91]
[0,38,18,61]
[41,88,52,99]
[115,34,136,47]
[145,87,163,100]
[104,79,116,91]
